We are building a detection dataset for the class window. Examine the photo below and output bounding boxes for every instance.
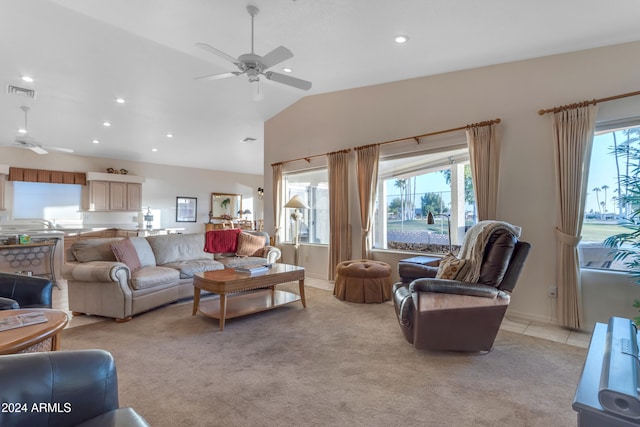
[13,181,82,227]
[373,147,477,253]
[283,169,329,245]
[581,120,640,271]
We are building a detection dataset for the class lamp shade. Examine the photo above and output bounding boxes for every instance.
[427,211,435,225]
[284,195,309,209]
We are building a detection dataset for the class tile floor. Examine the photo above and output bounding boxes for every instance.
[53,277,592,348]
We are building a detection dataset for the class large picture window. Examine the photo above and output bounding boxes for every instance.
[373,146,477,253]
[581,120,640,271]
[283,169,329,245]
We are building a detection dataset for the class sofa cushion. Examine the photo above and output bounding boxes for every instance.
[72,238,122,263]
[129,237,156,267]
[130,266,180,290]
[236,232,267,257]
[161,259,224,279]
[110,239,142,272]
[146,233,212,265]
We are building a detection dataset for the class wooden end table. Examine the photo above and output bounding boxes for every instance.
[193,264,305,331]
[0,308,68,355]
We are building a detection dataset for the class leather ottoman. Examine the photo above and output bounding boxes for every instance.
[333,259,392,303]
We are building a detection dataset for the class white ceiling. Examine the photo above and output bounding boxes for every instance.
[1,0,640,175]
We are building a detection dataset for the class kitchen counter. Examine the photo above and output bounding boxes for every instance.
[0,230,64,282]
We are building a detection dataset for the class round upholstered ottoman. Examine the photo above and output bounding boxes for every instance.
[333,259,392,303]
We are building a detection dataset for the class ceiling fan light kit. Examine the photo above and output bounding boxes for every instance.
[4,106,74,155]
[196,5,312,94]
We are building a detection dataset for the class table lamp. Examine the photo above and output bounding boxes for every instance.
[284,195,309,264]
[144,207,154,230]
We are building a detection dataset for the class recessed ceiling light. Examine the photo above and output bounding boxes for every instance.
[21,75,34,83]
[395,35,409,44]
[115,98,125,104]
[283,67,293,73]
[151,148,158,152]
[92,139,100,144]
[103,121,111,127]
[166,133,173,138]
[18,128,27,134]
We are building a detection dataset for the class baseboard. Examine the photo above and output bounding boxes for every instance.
[505,308,558,326]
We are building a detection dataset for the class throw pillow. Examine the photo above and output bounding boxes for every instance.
[235,232,266,257]
[436,254,467,280]
[111,238,143,272]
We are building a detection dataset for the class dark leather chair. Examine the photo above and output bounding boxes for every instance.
[0,272,53,310]
[393,227,531,352]
[0,349,150,427]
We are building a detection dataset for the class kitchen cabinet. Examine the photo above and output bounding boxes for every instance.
[89,181,142,212]
[85,171,145,212]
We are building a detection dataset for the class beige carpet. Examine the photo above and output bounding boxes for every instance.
[61,283,586,427]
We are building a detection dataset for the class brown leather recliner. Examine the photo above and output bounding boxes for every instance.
[392,227,531,352]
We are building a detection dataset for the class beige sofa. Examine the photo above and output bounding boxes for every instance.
[62,231,280,322]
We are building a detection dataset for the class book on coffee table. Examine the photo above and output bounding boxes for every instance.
[234,264,270,275]
[0,312,48,332]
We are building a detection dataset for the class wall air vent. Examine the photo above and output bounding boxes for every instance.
[7,84,36,99]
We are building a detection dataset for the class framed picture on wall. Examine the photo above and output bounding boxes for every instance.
[176,197,197,222]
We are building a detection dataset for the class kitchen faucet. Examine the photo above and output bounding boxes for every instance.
[31,219,55,229]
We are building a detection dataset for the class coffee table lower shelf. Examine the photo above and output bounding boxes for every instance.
[198,289,300,325]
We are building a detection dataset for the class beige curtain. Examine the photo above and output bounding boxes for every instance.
[466,123,501,220]
[327,150,351,280]
[551,104,597,329]
[272,163,283,244]
[355,144,379,259]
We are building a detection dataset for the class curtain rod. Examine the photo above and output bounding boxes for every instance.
[376,118,501,148]
[538,89,640,115]
[271,118,501,167]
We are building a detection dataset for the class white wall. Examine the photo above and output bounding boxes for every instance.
[0,148,263,233]
[264,41,640,329]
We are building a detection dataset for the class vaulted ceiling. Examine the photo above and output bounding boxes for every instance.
[1,0,639,174]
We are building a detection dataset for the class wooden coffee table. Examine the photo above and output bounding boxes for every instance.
[0,308,68,355]
[193,264,305,331]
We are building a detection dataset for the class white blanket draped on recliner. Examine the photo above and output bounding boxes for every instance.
[456,220,521,283]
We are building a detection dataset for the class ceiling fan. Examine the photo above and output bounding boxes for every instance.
[195,5,312,93]
[6,106,74,155]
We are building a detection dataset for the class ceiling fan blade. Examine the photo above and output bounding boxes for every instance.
[29,145,48,155]
[261,46,294,69]
[46,146,74,153]
[195,43,239,65]
[195,71,241,81]
[264,71,312,91]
